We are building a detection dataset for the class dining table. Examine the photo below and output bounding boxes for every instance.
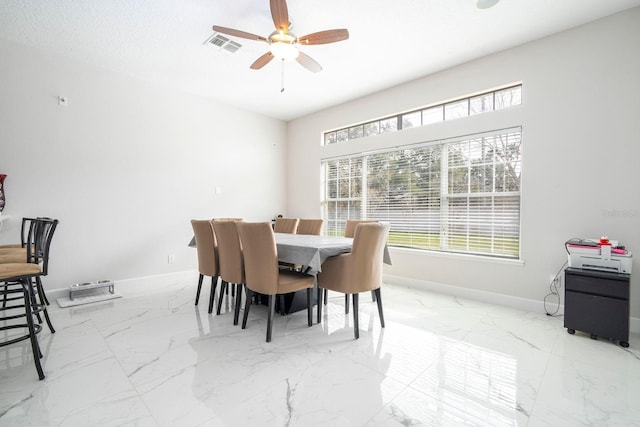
[188,230,392,320]
[188,232,391,271]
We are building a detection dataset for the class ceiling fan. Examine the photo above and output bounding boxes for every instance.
[212,0,349,74]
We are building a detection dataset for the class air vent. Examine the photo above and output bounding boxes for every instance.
[203,32,242,54]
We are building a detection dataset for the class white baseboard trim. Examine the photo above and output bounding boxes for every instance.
[46,270,639,334]
[383,274,640,334]
[47,270,197,302]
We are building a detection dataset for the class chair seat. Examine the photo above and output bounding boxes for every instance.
[0,243,22,249]
[0,263,42,280]
[0,251,28,264]
[277,270,314,294]
[0,246,26,253]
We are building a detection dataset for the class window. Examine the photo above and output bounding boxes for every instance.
[401,111,422,129]
[444,99,469,120]
[423,105,444,125]
[322,158,363,234]
[322,128,522,258]
[323,84,522,145]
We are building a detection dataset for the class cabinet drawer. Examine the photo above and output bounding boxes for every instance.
[565,271,629,299]
[564,290,629,341]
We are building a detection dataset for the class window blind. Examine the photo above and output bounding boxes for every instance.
[321,128,522,258]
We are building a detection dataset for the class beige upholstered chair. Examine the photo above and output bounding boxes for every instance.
[190,219,219,314]
[317,222,390,339]
[296,218,324,236]
[212,219,245,325]
[274,217,299,234]
[344,219,378,238]
[236,222,315,342]
[337,219,381,310]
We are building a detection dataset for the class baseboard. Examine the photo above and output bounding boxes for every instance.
[383,274,640,334]
[47,270,197,302]
[46,270,639,334]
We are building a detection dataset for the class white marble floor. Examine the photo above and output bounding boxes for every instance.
[1,276,639,426]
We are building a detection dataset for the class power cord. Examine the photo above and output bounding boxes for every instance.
[544,260,567,316]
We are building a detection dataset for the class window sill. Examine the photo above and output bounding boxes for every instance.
[388,245,525,266]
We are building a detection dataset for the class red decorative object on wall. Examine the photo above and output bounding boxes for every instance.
[0,174,6,212]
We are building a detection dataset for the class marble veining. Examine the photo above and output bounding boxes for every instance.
[1,275,639,426]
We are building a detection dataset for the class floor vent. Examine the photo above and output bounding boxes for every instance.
[204,32,242,54]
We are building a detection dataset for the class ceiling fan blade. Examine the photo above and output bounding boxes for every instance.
[213,25,267,42]
[270,0,289,32]
[299,29,349,45]
[250,52,275,70]
[296,51,322,73]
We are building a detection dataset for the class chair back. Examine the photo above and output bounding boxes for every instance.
[190,219,217,277]
[297,219,324,236]
[350,222,390,292]
[274,217,299,234]
[212,220,244,284]
[344,219,378,238]
[236,222,279,296]
[25,217,59,275]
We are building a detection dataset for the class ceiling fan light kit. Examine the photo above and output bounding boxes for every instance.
[269,30,299,61]
[212,0,349,74]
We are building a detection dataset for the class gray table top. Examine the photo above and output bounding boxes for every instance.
[189,232,392,274]
[275,233,392,273]
[274,233,354,273]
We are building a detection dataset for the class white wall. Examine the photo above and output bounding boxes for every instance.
[0,38,287,289]
[287,8,640,316]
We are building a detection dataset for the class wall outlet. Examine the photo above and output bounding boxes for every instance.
[168,254,176,264]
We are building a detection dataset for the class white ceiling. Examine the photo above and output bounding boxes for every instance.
[1,0,638,121]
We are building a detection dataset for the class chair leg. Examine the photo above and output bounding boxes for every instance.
[234,284,243,325]
[352,293,359,339]
[35,277,55,333]
[23,280,45,380]
[266,295,275,342]
[207,276,218,314]
[40,286,50,306]
[374,288,385,328]
[345,294,349,314]
[371,290,376,302]
[323,288,328,305]
[306,288,312,327]
[316,286,323,324]
[216,281,227,315]
[29,285,43,325]
[242,289,253,329]
[195,274,204,305]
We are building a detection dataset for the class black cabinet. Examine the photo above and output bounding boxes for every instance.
[564,267,630,347]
